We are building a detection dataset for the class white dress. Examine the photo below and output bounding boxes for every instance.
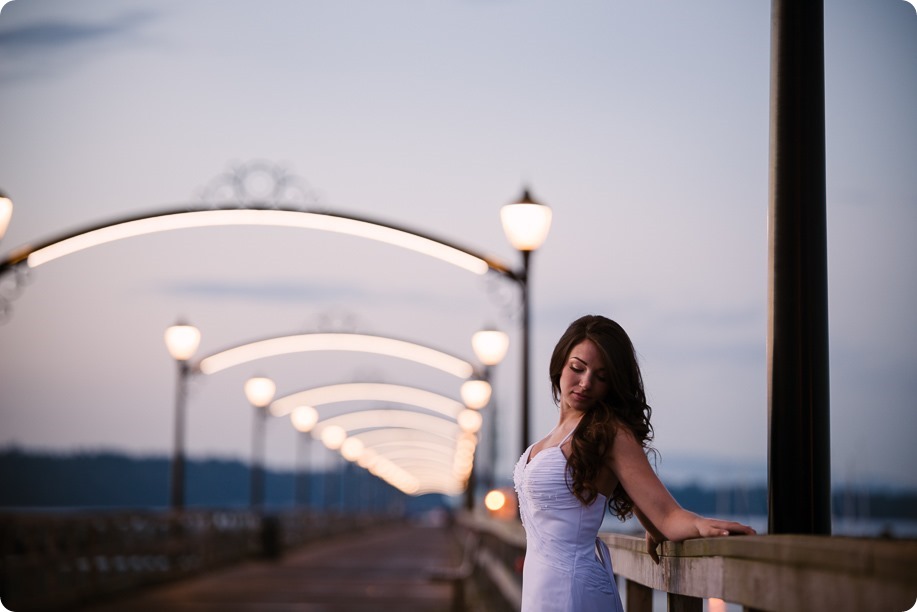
[513,431,624,612]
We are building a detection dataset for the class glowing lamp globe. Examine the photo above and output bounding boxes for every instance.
[340,437,365,461]
[321,425,347,450]
[457,408,483,434]
[0,192,12,241]
[500,188,552,252]
[291,405,319,432]
[472,329,509,366]
[164,323,201,362]
[461,379,492,410]
[244,376,276,408]
[485,489,507,512]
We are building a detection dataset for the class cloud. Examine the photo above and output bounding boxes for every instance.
[158,279,370,303]
[155,279,487,312]
[0,10,156,81]
[0,11,154,50]
[539,298,765,363]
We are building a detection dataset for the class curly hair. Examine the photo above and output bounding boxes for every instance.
[549,315,655,520]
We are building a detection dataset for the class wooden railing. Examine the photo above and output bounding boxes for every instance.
[454,511,525,610]
[0,509,392,611]
[602,531,917,612]
[457,511,917,612]
[5,508,914,611]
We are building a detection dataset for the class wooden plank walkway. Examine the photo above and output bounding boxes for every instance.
[77,520,464,612]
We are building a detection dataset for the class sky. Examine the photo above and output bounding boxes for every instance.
[0,0,915,493]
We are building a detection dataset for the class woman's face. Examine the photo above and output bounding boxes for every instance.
[559,339,609,413]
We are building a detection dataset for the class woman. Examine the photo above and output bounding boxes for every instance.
[513,315,755,611]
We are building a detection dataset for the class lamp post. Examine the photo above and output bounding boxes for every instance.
[472,327,509,490]
[291,405,319,508]
[321,425,348,513]
[245,376,276,510]
[458,327,509,510]
[461,374,492,510]
[500,188,552,453]
[164,322,201,511]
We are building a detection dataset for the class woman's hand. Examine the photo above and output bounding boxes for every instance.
[694,517,757,538]
[645,518,754,565]
[645,531,663,564]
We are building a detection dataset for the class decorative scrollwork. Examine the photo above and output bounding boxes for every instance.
[312,307,364,333]
[0,263,32,324]
[484,273,521,323]
[197,160,324,209]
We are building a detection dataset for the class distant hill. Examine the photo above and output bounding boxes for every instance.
[0,447,446,514]
[652,452,767,487]
[1,447,915,521]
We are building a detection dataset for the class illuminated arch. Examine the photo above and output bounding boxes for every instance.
[358,454,462,496]
[350,427,461,448]
[363,440,458,458]
[365,447,457,467]
[363,447,456,467]
[310,408,460,440]
[311,407,470,494]
[197,332,474,378]
[395,465,466,486]
[413,483,465,496]
[271,383,465,419]
[337,424,472,496]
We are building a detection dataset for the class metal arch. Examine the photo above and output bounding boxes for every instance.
[0,205,519,279]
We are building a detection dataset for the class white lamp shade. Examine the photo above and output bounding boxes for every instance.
[164,324,201,361]
[357,448,377,468]
[291,405,319,432]
[340,437,365,461]
[321,425,347,450]
[244,376,276,407]
[457,408,483,433]
[472,329,509,366]
[0,195,12,241]
[500,189,552,251]
[461,379,492,410]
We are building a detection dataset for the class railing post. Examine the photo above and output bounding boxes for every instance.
[625,579,652,612]
[667,593,702,612]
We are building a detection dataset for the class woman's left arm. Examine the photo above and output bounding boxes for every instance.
[609,427,756,544]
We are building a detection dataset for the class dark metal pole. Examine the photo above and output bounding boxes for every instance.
[251,407,266,510]
[767,0,832,535]
[464,452,478,511]
[520,249,532,454]
[296,433,311,508]
[484,365,497,490]
[465,366,494,511]
[488,406,498,489]
[170,361,189,510]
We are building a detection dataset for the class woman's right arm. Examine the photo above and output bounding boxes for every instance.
[633,506,665,563]
[608,426,756,546]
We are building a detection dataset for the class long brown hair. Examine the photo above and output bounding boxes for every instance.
[549,315,654,520]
